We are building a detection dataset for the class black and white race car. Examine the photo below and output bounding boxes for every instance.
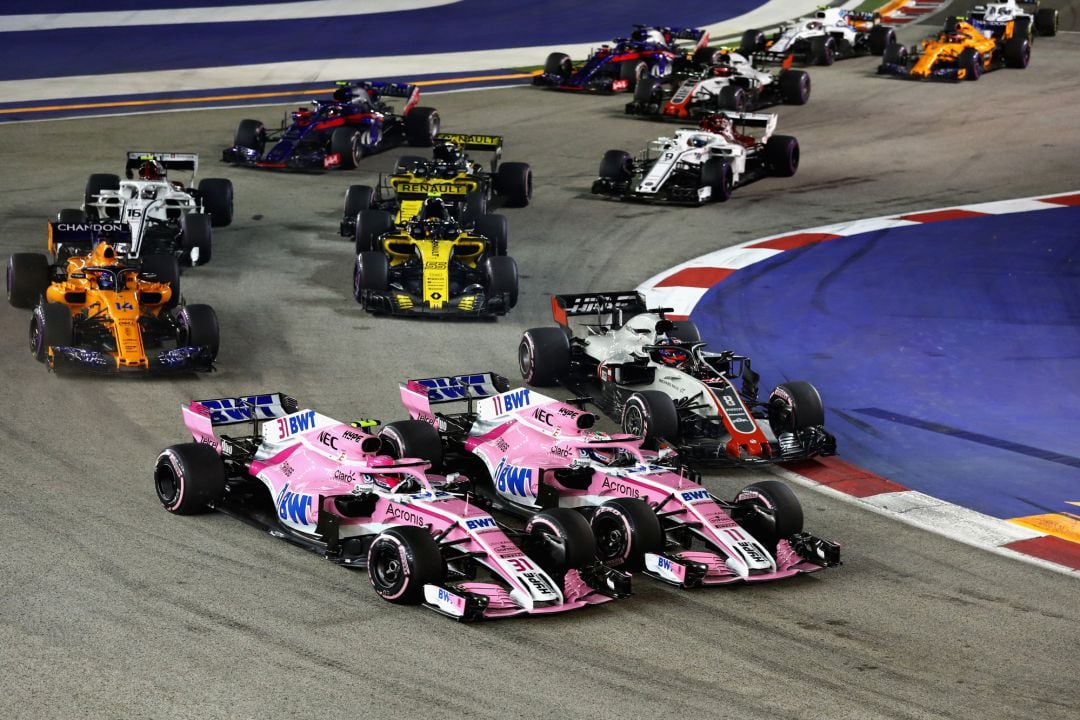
[592,112,798,205]
[626,50,811,118]
[968,1,1058,39]
[740,7,896,65]
[518,291,836,465]
[77,151,234,266]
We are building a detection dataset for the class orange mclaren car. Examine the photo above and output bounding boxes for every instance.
[877,16,1030,81]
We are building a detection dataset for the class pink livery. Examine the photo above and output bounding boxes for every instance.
[399,373,840,587]
[153,391,630,620]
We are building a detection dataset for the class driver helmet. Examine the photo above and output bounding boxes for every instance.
[332,85,353,102]
[419,195,450,222]
[713,65,734,78]
[432,142,463,167]
[94,270,116,291]
[578,447,634,467]
[655,338,691,369]
[138,160,165,181]
[690,135,710,148]
[700,113,733,136]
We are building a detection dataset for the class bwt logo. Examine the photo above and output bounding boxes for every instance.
[494,458,532,498]
[680,489,710,502]
[657,557,673,571]
[493,388,530,415]
[465,517,496,531]
[277,410,316,438]
[419,375,492,402]
[277,483,312,525]
[202,395,279,424]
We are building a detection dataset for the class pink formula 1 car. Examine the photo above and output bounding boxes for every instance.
[396,373,840,587]
[153,392,629,620]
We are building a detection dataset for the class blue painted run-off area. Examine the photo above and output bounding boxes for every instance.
[0,0,766,81]
[691,206,1080,521]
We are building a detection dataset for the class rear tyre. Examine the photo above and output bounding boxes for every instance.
[154,443,226,515]
[7,253,50,309]
[1035,7,1058,36]
[618,59,647,90]
[354,251,390,298]
[197,178,234,227]
[717,85,747,112]
[590,498,664,568]
[739,29,765,56]
[733,480,804,551]
[1013,16,1032,42]
[810,36,836,66]
[632,76,660,106]
[140,254,181,310]
[354,209,395,253]
[700,157,733,202]
[367,526,446,604]
[56,208,87,224]
[494,162,532,207]
[175,303,220,359]
[768,381,826,435]
[483,255,518,310]
[526,508,596,573]
[621,391,679,446]
[234,119,266,154]
[1003,37,1030,69]
[475,214,508,256]
[599,150,632,182]
[84,173,120,212]
[543,52,573,79]
[404,107,440,147]
[180,212,213,266]
[519,327,569,386]
[379,420,444,470]
[764,135,800,177]
[868,25,896,56]
[460,191,488,227]
[330,126,363,170]
[778,69,810,105]
[343,185,376,219]
[958,47,981,80]
[31,302,73,362]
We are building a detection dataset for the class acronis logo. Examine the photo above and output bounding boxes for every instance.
[277,482,312,525]
[494,458,532,498]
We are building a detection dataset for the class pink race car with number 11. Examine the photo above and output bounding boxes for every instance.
[153,392,630,620]
[397,373,840,587]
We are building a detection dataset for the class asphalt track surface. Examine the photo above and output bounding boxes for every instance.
[2,8,1080,720]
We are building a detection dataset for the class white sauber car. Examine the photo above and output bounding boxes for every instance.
[591,111,798,205]
[518,291,837,466]
[740,7,896,65]
[968,0,1058,38]
[74,151,234,266]
[626,49,811,118]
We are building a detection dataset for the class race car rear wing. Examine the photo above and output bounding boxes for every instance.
[189,393,296,426]
[399,373,511,424]
[124,151,198,178]
[47,221,132,258]
[434,132,503,153]
[550,291,649,329]
[639,25,710,50]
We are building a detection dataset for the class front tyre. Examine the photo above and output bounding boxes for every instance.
[482,255,518,310]
[31,302,73,362]
[518,327,570,386]
[621,391,679,446]
[154,443,226,515]
[367,526,446,604]
[7,253,50,309]
[330,126,364,170]
[379,419,443,469]
[590,498,664,568]
[526,508,596,573]
[767,380,826,435]
[733,480,804,551]
[701,157,733,202]
[176,303,220,360]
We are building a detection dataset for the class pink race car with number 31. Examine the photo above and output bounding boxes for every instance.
[153,392,630,620]
[398,373,840,587]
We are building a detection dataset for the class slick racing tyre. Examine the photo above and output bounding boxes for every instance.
[739,29,766,56]
[621,391,679,447]
[589,498,664,568]
[733,480,804,552]
[767,381,826,435]
[367,526,446,605]
[379,420,444,471]
[543,52,573,79]
[700,157,733,202]
[30,302,73,362]
[1035,7,1058,36]
[155,443,226,515]
[1003,37,1030,69]
[518,327,570,386]
[198,178,234,227]
[764,135,800,177]
[330,126,366,170]
[810,35,836,66]
[494,162,532,207]
[343,185,376,219]
[354,209,395,253]
[778,69,811,105]
[483,255,519,310]
[618,59,648,90]
[7,253,50,309]
[176,303,220,359]
[234,119,266,153]
[84,173,120,218]
[718,85,747,112]
[692,47,722,68]
[460,192,488,227]
[598,150,632,182]
[879,43,908,73]
[868,25,896,56]
[354,252,390,299]
[180,213,213,266]
[140,254,181,310]
[526,508,596,573]
[404,107,440,147]
[958,47,982,80]
[475,214,508,256]
[632,76,661,107]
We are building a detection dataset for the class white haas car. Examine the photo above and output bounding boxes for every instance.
[969,1,1058,38]
[518,291,836,465]
[626,50,811,118]
[76,151,234,266]
[740,7,896,65]
[591,111,798,205]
